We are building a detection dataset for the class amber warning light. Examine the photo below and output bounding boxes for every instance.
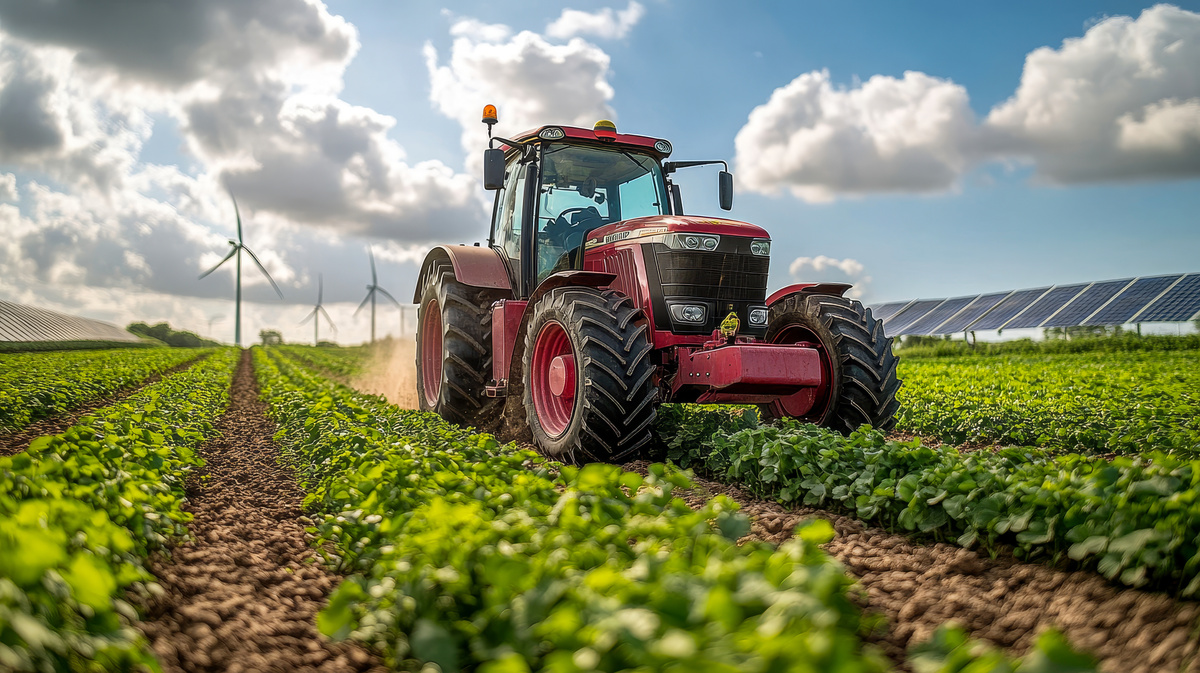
[482,104,498,138]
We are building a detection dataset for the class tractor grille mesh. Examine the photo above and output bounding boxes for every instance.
[654,249,768,303]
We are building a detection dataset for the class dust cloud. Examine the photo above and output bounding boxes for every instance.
[351,336,419,410]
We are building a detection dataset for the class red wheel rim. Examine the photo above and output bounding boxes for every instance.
[421,299,442,407]
[531,320,576,437]
[770,324,833,421]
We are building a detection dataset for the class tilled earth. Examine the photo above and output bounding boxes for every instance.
[136,351,385,673]
[622,461,1200,673]
[0,353,207,457]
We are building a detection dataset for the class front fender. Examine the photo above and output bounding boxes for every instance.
[766,282,852,307]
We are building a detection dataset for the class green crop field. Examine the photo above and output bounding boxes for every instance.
[0,348,208,433]
[895,350,1200,456]
[7,342,1200,672]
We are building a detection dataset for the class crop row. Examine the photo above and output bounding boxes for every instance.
[273,344,366,380]
[0,347,207,433]
[895,350,1200,456]
[0,348,238,672]
[258,347,1095,672]
[660,405,1200,597]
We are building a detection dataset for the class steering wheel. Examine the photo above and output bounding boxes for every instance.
[553,207,601,230]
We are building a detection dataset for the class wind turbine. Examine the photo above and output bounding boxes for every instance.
[199,193,283,346]
[300,274,336,345]
[355,246,400,343]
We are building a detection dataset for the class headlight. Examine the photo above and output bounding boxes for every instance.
[669,304,707,323]
[663,233,720,251]
[538,126,566,140]
[750,239,771,256]
[748,307,768,326]
[653,140,672,155]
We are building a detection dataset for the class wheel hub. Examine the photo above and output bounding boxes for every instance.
[530,321,575,437]
[549,354,575,399]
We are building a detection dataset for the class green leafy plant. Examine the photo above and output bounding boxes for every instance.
[896,351,1200,455]
[0,347,206,433]
[0,348,238,671]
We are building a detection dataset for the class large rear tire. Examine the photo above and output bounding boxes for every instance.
[760,293,900,433]
[415,259,503,427]
[522,287,656,463]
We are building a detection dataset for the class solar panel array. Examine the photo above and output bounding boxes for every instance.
[869,273,1200,337]
[0,301,143,343]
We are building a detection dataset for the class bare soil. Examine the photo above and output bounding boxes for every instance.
[136,350,385,673]
[351,338,418,410]
[624,461,1200,673]
[0,353,208,457]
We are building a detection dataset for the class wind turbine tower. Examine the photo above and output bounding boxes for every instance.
[301,274,336,345]
[355,246,400,343]
[199,193,283,346]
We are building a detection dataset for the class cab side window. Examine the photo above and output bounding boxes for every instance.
[494,159,527,263]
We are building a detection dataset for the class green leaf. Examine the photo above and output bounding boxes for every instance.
[62,553,117,610]
[411,618,460,672]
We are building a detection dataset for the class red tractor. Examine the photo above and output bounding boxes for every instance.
[414,108,900,463]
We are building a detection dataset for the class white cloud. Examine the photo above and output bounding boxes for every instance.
[735,70,977,202]
[0,0,494,344]
[425,20,616,173]
[546,2,645,40]
[985,4,1200,183]
[789,255,871,299]
[0,172,16,201]
[736,4,1200,200]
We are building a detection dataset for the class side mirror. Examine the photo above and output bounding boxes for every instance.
[483,148,505,190]
[718,170,734,210]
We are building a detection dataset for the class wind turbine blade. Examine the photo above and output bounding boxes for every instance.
[299,308,317,326]
[318,273,323,305]
[319,306,336,331]
[354,289,374,315]
[376,287,402,306]
[229,191,244,244]
[242,245,284,299]
[198,245,238,280]
[368,246,377,284]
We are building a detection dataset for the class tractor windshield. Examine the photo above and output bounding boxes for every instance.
[536,143,667,281]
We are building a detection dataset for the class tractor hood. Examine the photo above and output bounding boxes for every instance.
[583,215,769,249]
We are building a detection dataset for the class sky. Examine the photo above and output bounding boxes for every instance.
[1,0,1198,345]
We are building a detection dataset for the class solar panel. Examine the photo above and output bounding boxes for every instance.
[932,293,1010,334]
[883,299,944,336]
[904,296,977,335]
[1040,280,1131,327]
[1131,273,1200,322]
[868,301,912,323]
[966,288,1049,330]
[1083,275,1183,325]
[1003,284,1090,329]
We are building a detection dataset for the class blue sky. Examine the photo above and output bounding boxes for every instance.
[1,1,1197,343]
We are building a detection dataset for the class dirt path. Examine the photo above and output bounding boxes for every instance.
[0,352,209,457]
[136,350,385,673]
[624,462,1200,673]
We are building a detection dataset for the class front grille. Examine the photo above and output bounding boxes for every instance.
[654,248,768,303]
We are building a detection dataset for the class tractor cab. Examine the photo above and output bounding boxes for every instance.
[413,106,900,463]
[483,121,732,300]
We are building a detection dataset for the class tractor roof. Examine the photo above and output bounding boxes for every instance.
[503,125,672,158]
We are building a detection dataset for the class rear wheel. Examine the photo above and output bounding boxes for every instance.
[760,293,900,433]
[522,287,656,463]
[415,259,503,427]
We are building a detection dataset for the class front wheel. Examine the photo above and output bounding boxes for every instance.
[760,293,901,433]
[522,288,656,463]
